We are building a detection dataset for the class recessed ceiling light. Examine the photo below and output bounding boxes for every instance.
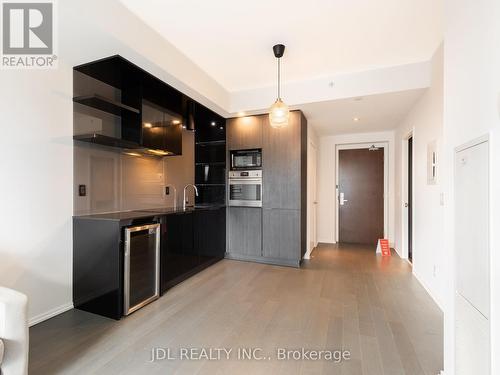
[182,125,187,129]
[172,120,181,125]
[353,117,360,122]
[211,121,216,126]
[143,122,153,128]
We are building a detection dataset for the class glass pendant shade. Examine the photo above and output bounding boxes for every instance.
[269,44,288,129]
[269,98,289,128]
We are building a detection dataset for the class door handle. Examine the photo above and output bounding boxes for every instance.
[339,192,348,205]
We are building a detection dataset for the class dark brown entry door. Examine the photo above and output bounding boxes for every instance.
[339,148,384,245]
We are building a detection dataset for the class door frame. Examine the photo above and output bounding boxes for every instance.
[401,130,413,260]
[306,137,318,259]
[335,142,389,243]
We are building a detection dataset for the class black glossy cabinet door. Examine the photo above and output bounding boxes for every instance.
[193,103,226,142]
[160,208,225,294]
[195,207,226,266]
[142,124,182,155]
[161,212,197,292]
[194,102,226,206]
[73,218,123,320]
[142,100,183,155]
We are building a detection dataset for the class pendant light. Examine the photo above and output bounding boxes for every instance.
[269,44,289,128]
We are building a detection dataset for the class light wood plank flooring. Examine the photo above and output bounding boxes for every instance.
[29,243,443,374]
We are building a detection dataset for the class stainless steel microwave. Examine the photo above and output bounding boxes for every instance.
[230,149,262,170]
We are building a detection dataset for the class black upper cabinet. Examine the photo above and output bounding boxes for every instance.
[193,103,226,143]
[121,83,143,145]
[142,100,183,155]
[74,55,143,90]
[141,73,184,118]
[73,55,185,155]
[193,103,226,205]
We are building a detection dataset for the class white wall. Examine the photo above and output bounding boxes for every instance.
[317,131,396,245]
[443,1,500,373]
[0,0,227,324]
[306,124,319,258]
[393,46,444,308]
[0,66,74,325]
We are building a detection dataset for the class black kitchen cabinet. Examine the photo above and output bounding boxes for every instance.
[193,103,226,142]
[195,207,226,266]
[73,211,161,320]
[160,207,225,294]
[160,212,197,292]
[194,102,227,206]
[74,207,226,319]
[195,142,225,164]
[142,100,183,155]
[195,164,225,185]
[73,218,123,320]
[195,185,225,204]
[73,55,184,155]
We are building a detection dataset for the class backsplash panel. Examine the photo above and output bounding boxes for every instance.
[73,131,194,215]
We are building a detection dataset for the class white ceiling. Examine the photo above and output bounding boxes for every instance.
[298,89,425,135]
[120,0,442,92]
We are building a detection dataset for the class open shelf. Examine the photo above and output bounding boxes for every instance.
[195,184,226,187]
[195,162,226,166]
[195,140,226,146]
[73,133,142,149]
[73,94,140,116]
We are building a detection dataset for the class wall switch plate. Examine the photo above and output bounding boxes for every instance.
[165,186,170,195]
[79,184,86,197]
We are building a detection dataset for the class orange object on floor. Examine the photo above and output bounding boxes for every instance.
[377,239,391,256]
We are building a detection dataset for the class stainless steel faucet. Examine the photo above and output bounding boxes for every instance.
[183,184,199,210]
[165,184,177,210]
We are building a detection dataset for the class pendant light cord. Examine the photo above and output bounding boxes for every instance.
[277,57,281,100]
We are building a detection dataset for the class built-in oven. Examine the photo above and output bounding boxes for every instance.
[228,170,262,207]
[123,223,160,315]
[230,149,262,170]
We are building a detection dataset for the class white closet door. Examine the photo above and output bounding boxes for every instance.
[455,138,490,375]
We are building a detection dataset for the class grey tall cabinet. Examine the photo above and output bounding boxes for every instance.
[226,111,307,267]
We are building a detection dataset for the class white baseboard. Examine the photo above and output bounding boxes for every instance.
[392,245,403,258]
[29,302,74,327]
[317,239,336,244]
[412,269,444,311]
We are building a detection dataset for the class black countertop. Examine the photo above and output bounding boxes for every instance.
[74,204,225,222]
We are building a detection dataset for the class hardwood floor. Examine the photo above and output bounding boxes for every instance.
[29,244,443,374]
